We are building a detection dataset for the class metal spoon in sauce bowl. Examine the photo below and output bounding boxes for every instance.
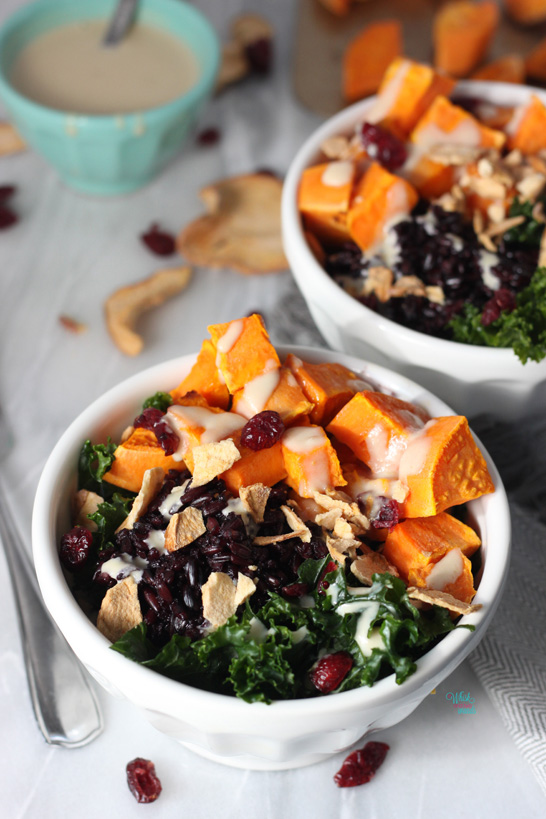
[103,0,139,47]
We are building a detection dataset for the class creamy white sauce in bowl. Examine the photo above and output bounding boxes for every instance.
[10,19,200,115]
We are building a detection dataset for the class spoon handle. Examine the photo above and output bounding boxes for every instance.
[103,0,139,47]
[0,487,103,747]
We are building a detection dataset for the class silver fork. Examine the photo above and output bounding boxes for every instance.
[0,408,103,747]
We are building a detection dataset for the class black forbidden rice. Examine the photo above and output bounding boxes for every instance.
[324,203,539,339]
[93,470,327,648]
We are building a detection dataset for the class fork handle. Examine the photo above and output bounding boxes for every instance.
[0,495,103,747]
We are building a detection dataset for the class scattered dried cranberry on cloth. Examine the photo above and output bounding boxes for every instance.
[140,224,176,256]
[334,741,390,788]
[126,757,162,804]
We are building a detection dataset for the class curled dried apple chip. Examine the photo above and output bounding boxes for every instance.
[177,174,288,274]
[105,266,192,356]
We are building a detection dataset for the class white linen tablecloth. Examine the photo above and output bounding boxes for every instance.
[0,1,545,816]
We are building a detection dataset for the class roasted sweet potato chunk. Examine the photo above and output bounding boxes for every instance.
[103,428,185,493]
[342,20,402,103]
[471,54,525,84]
[347,162,419,253]
[208,314,280,394]
[327,391,430,475]
[400,416,495,518]
[282,425,346,498]
[433,1,499,78]
[410,95,506,151]
[221,430,287,493]
[506,94,546,154]
[505,0,546,24]
[366,58,456,139]
[171,339,230,410]
[285,353,367,426]
[382,512,481,603]
[231,366,313,423]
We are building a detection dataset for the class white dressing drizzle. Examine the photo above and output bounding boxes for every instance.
[101,553,147,584]
[321,160,354,187]
[166,405,246,460]
[426,548,464,591]
[235,367,280,418]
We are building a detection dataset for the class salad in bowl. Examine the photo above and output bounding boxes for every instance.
[32,314,509,767]
[282,59,546,418]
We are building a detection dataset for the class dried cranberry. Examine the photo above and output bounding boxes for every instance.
[0,185,16,201]
[134,407,179,456]
[240,410,284,451]
[282,582,309,598]
[368,497,400,532]
[481,288,517,326]
[140,223,176,256]
[246,37,272,74]
[360,123,407,171]
[334,741,390,787]
[196,126,221,146]
[0,204,18,229]
[317,559,337,594]
[126,757,162,804]
[310,651,353,693]
[59,527,93,571]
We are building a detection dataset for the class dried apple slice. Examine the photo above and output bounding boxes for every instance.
[177,174,288,274]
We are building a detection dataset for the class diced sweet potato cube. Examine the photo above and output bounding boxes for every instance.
[208,314,280,394]
[471,54,525,84]
[302,210,351,246]
[103,428,185,493]
[400,416,495,518]
[406,157,455,199]
[298,162,355,217]
[285,353,368,426]
[221,430,287,493]
[282,425,346,498]
[171,339,230,410]
[327,391,430,476]
[366,58,456,139]
[506,94,546,154]
[382,512,481,584]
[231,366,313,423]
[433,1,499,78]
[410,95,506,151]
[342,20,402,103]
[409,547,477,604]
[347,163,419,253]
[316,0,352,15]
[505,0,546,24]
[166,404,245,468]
[525,37,546,82]
[298,162,355,246]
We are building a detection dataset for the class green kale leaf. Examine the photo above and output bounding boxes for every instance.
[448,267,546,363]
[503,196,546,246]
[87,493,134,550]
[78,439,117,493]
[142,391,173,412]
[109,561,458,702]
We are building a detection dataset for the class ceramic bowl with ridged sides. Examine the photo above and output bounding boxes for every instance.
[282,81,546,420]
[32,347,510,770]
[0,0,219,195]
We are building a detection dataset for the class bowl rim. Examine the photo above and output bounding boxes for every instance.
[281,79,546,367]
[0,0,220,124]
[32,346,511,718]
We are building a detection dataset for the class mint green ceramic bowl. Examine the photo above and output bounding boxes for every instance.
[0,0,220,195]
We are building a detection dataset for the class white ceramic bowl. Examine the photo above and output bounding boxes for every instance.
[282,81,546,420]
[32,347,510,770]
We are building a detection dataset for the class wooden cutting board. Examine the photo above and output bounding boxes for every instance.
[293,0,546,117]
